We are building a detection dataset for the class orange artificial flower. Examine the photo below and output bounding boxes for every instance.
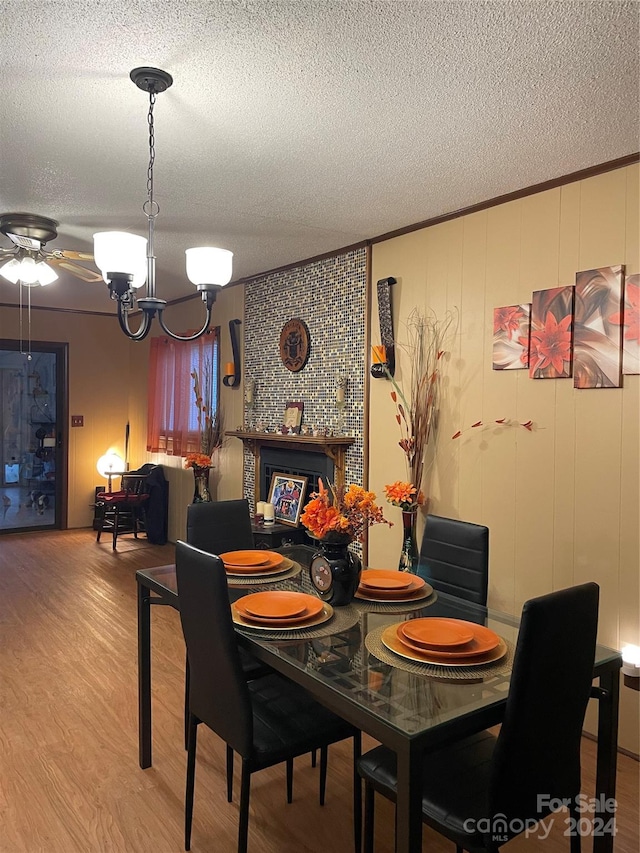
[184,452,212,469]
[301,479,390,542]
[384,481,424,511]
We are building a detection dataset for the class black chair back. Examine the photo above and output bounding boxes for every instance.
[418,514,489,605]
[175,540,253,757]
[186,499,254,555]
[489,582,599,836]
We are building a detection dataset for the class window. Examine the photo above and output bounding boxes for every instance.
[146,329,219,456]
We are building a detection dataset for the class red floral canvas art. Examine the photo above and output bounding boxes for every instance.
[610,273,639,376]
[529,286,574,379]
[574,265,624,389]
[492,304,530,369]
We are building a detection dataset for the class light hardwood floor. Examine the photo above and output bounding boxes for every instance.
[0,529,638,852]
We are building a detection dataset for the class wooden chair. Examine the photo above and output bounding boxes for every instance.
[176,540,362,853]
[357,583,599,853]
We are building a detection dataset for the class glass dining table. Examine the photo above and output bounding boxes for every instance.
[136,544,622,853]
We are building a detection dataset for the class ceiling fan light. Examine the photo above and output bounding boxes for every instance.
[185,247,233,286]
[0,259,21,284]
[17,256,38,284]
[35,261,58,285]
[93,231,147,288]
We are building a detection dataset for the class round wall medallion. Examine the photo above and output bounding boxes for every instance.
[279,318,311,372]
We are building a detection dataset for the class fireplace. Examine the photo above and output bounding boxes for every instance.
[260,446,334,503]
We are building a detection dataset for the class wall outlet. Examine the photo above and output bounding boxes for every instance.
[71,415,84,427]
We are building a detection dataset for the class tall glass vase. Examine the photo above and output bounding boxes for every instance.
[192,466,212,503]
[398,509,419,574]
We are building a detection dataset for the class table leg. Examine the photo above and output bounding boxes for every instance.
[395,742,423,853]
[593,664,620,853]
[138,578,152,769]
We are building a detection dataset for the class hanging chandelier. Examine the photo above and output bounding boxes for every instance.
[93,67,233,342]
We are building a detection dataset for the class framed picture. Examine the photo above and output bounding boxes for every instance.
[268,472,308,527]
[282,401,304,433]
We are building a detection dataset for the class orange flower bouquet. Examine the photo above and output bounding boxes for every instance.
[384,480,425,512]
[184,452,213,470]
[300,479,391,543]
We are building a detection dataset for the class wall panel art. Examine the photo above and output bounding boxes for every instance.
[574,265,624,389]
[529,286,574,379]
[492,304,531,369]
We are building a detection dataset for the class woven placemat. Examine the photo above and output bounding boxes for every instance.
[351,590,438,614]
[365,624,514,681]
[227,561,302,587]
[235,604,360,640]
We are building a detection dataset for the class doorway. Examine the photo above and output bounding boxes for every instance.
[0,341,67,532]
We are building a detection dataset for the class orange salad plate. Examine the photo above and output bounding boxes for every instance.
[220,549,273,567]
[398,617,474,649]
[357,571,426,600]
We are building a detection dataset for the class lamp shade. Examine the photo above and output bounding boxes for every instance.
[96,452,125,478]
[35,261,58,285]
[0,259,21,284]
[185,247,233,286]
[93,231,147,288]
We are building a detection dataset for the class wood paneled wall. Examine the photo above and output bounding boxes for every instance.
[368,164,639,753]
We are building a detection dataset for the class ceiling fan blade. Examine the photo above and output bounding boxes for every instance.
[48,257,103,282]
[57,249,94,261]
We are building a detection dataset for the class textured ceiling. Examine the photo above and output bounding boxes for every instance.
[0,0,638,314]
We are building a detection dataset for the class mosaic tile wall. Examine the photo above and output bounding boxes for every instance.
[243,248,367,503]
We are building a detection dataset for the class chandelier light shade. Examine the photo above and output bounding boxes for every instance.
[94,67,233,342]
[93,231,147,289]
[185,247,234,286]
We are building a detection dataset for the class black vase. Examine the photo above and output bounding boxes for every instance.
[309,535,362,606]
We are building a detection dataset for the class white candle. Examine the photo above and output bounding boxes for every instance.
[263,503,275,524]
[336,385,345,403]
[256,501,266,515]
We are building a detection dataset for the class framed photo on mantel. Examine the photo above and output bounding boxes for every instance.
[268,472,308,527]
[282,401,304,434]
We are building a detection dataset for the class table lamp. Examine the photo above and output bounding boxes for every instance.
[97,453,125,493]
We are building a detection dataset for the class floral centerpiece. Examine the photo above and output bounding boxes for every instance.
[300,478,391,543]
[301,479,391,606]
[383,480,425,512]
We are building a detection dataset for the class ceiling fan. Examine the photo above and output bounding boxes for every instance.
[0,212,102,284]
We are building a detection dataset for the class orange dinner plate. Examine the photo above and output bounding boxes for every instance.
[222,552,285,573]
[242,591,309,619]
[234,593,324,627]
[360,571,413,591]
[398,617,474,649]
[381,624,507,668]
[396,620,500,659]
[220,549,273,567]
[232,601,333,631]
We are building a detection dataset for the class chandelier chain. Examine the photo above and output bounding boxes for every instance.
[144,91,159,219]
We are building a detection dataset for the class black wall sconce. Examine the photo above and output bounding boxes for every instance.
[223,318,241,387]
[371,276,396,379]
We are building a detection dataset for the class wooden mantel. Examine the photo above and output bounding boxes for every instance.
[226,430,355,502]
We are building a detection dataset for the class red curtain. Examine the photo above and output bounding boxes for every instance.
[146,328,218,456]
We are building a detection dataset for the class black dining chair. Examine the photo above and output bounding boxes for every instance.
[417,514,489,620]
[357,582,600,853]
[175,540,362,853]
[186,498,255,556]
